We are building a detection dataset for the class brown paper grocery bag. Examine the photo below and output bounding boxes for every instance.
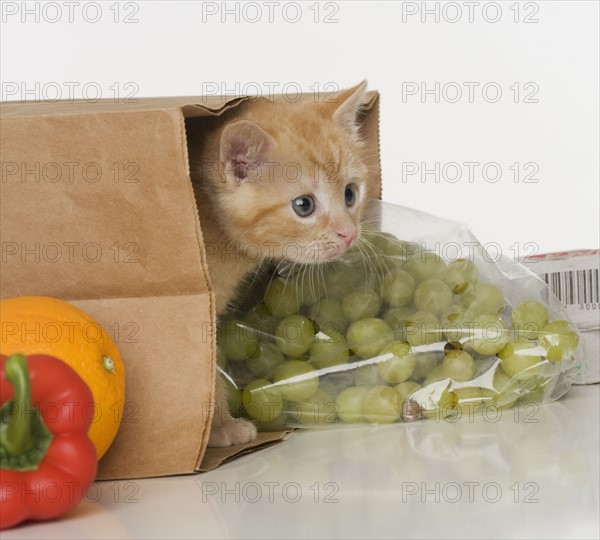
[0,92,381,479]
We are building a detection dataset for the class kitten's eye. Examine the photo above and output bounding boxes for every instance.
[345,184,357,207]
[291,195,316,217]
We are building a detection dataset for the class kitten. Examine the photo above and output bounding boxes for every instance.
[189,81,377,446]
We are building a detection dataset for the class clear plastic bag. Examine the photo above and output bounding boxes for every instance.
[218,200,585,430]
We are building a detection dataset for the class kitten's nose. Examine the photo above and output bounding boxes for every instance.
[337,229,357,248]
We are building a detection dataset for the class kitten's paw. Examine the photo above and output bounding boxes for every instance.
[208,418,258,447]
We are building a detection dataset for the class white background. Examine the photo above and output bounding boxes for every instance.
[1,0,598,256]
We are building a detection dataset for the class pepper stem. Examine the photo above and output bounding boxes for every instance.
[0,354,34,456]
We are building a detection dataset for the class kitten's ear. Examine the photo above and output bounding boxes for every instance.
[329,80,370,136]
[219,120,276,185]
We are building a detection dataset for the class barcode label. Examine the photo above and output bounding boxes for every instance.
[542,269,600,306]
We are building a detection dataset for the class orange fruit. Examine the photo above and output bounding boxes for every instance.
[0,296,125,459]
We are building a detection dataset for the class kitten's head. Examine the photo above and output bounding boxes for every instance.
[204,80,376,265]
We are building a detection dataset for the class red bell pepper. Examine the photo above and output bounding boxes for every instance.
[0,353,98,530]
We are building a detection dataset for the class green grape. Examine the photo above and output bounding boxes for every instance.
[376,341,416,383]
[514,380,547,402]
[318,372,354,399]
[245,302,272,325]
[346,318,394,358]
[424,363,450,385]
[382,269,416,307]
[454,387,494,413]
[244,303,280,335]
[219,319,259,361]
[309,329,350,369]
[410,379,443,403]
[411,352,442,381]
[384,306,414,324]
[345,234,395,277]
[443,259,479,294]
[439,388,458,411]
[289,273,325,305]
[413,278,453,316]
[356,228,381,248]
[462,283,505,316]
[426,388,458,418]
[216,344,228,370]
[493,365,512,392]
[384,306,414,340]
[539,320,579,362]
[342,287,381,321]
[349,264,370,290]
[254,414,288,432]
[403,251,446,282]
[362,385,402,424]
[272,360,319,402]
[352,363,383,387]
[264,278,301,317]
[366,230,415,258]
[246,341,285,378]
[323,264,358,300]
[442,350,476,381]
[518,385,547,404]
[465,314,508,355]
[511,300,549,337]
[242,379,283,422]
[286,389,336,425]
[498,341,544,379]
[394,380,422,402]
[404,310,442,347]
[223,377,244,418]
[411,383,458,418]
[275,315,315,357]
[471,351,498,376]
[310,298,348,334]
[441,304,467,341]
[335,386,368,423]
[492,366,519,409]
[228,389,244,419]
[359,229,401,257]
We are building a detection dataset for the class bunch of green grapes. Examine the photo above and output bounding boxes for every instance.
[218,230,580,428]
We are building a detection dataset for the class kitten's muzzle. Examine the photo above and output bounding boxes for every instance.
[337,229,357,249]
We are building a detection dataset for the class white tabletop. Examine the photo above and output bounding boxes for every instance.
[4,385,599,540]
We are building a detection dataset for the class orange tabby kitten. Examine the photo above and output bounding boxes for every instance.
[189,81,377,446]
